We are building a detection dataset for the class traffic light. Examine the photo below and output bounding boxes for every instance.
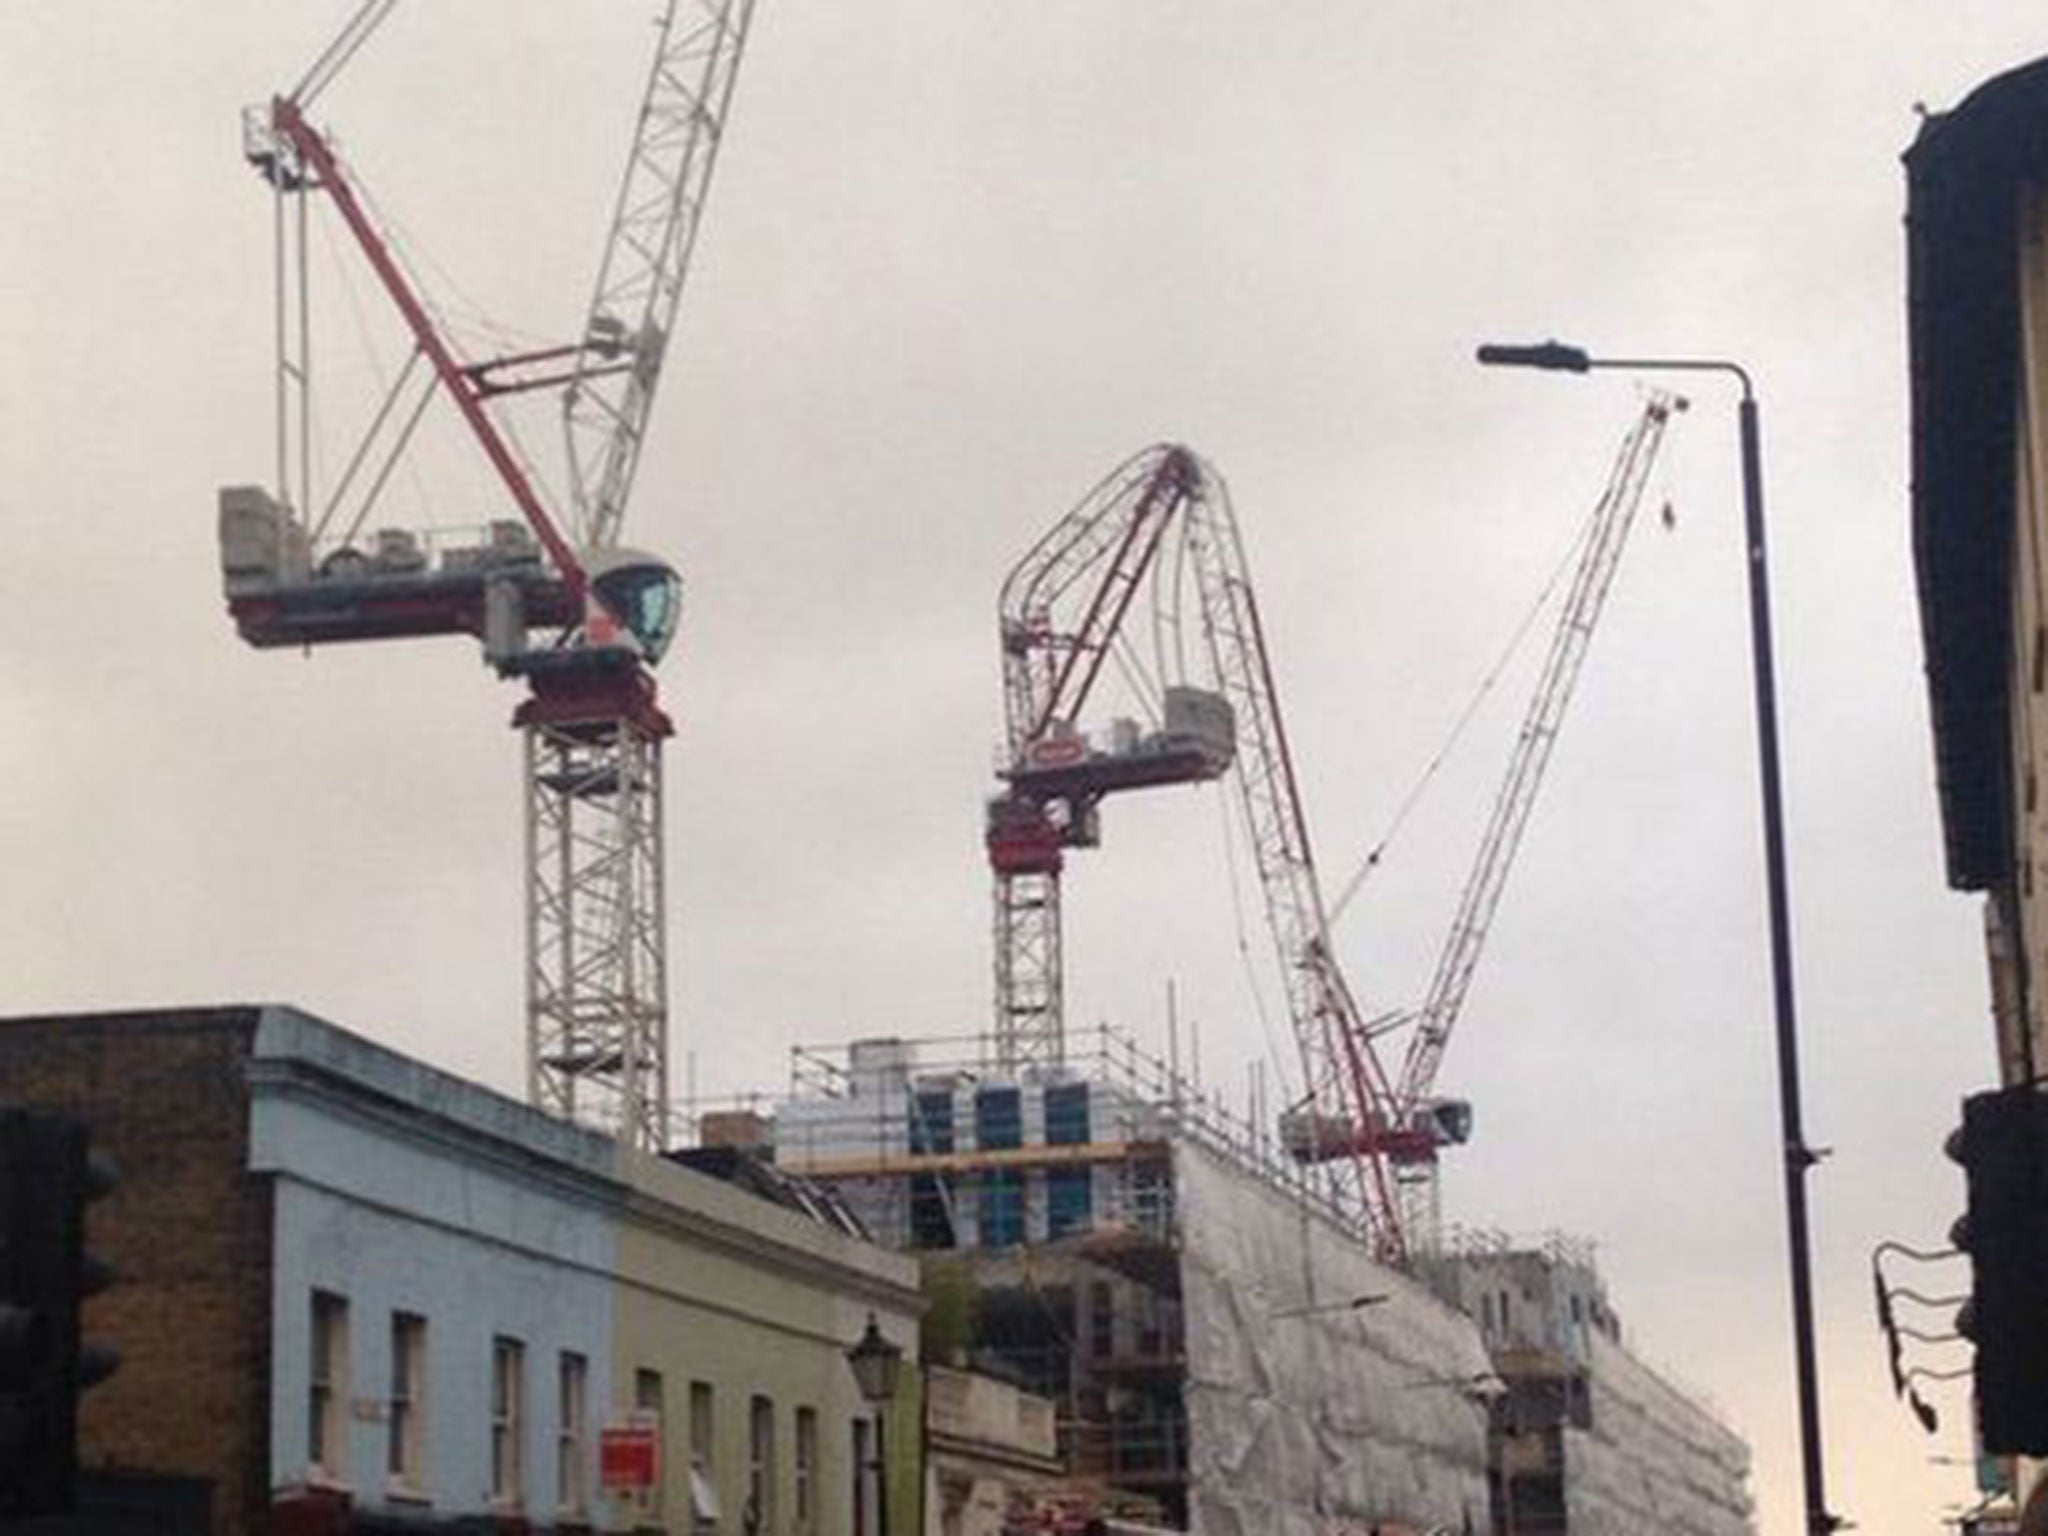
[1950,1084,2048,1455]
[0,1108,120,1519]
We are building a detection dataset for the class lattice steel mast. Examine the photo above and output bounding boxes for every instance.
[528,0,755,1148]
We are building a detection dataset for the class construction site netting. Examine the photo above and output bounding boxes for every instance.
[1557,1328,1754,1536]
[1174,1141,1492,1536]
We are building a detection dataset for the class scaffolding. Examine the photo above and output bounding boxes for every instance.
[763,1023,1358,1252]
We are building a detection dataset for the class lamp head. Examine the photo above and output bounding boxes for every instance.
[845,1313,904,1404]
[1475,340,1592,373]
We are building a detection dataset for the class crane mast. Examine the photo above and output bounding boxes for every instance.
[525,0,754,1151]
[222,1,757,1151]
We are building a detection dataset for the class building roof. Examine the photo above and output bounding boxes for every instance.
[663,1144,873,1238]
[1906,54,2048,890]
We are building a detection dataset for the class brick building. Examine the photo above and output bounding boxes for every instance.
[0,1005,922,1536]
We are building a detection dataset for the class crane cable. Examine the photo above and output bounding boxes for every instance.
[1326,502,1602,929]
[292,0,404,110]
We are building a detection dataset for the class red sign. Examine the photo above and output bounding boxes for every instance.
[600,1418,661,1491]
[1025,732,1088,768]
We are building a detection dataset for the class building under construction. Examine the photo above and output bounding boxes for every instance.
[1425,1231,1754,1534]
[704,1029,1754,1536]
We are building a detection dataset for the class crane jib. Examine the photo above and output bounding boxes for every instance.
[267,97,589,610]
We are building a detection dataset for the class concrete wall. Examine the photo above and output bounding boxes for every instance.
[923,1366,1058,1536]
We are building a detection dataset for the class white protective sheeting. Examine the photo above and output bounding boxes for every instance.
[1174,1142,1493,1536]
[1559,1329,1755,1536]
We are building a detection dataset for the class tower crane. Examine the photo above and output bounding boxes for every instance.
[1291,391,1686,1246]
[988,446,1403,1240]
[986,448,1237,1071]
[987,402,1680,1258]
[217,0,757,1150]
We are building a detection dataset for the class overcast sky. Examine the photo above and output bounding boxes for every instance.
[5,4,2043,1531]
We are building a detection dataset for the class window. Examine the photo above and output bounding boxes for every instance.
[309,1291,349,1480]
[1043,1082,1090,1145]
[558,1351,589,1515]
[1047,1167,1092,1236]
[637,1368,666,1419]
[851,1417,872,1536]
[748,1396,776,1535]
[910,1090,955,1154]
[690,1380,718,1533]
[492,1336,525,1505]
[973,1086,1022,1150]
[636,1369,667,1515]
[388,1312,426,1489]
[794,1407,817,1529]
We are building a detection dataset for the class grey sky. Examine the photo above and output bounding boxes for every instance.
[2,4,2037,1531]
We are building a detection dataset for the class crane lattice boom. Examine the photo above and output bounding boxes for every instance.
[564,0,755,552]
[1391,393,1682,1117]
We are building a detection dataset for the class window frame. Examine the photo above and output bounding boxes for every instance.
[491,1335,526,1507]
[308,1290,350,1484]
[794,1405,817,1530]
[558,1349,589,1517]
[747,1394,776,1535]
[689,1379,718,1534]
[387,1311,427,1494]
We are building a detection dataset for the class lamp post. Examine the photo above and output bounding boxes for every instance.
[846,1313,904,1536]
[1477,340,1835,1536]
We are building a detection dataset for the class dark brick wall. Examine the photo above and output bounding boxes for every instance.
[0,1007,275,1536]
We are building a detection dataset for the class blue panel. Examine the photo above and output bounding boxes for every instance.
[910,1091,955,1155]
[981,1171,1024,1249]
[1047,1167,1093,1237]
[974,1087,1023,1151]
[1044,1084,1091,1146]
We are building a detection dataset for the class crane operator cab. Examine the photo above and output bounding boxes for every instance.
[477,543,679,679]
[579,546,682,666]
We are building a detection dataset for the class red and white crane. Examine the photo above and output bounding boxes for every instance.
[1315,390,1686,1247]
[988,446,1400,1234]
[988,401,1680,1257]
[219,0,757,1149]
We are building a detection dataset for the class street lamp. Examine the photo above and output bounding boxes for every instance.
[1478,340,1836,1536]
[846,1313,903,1536]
